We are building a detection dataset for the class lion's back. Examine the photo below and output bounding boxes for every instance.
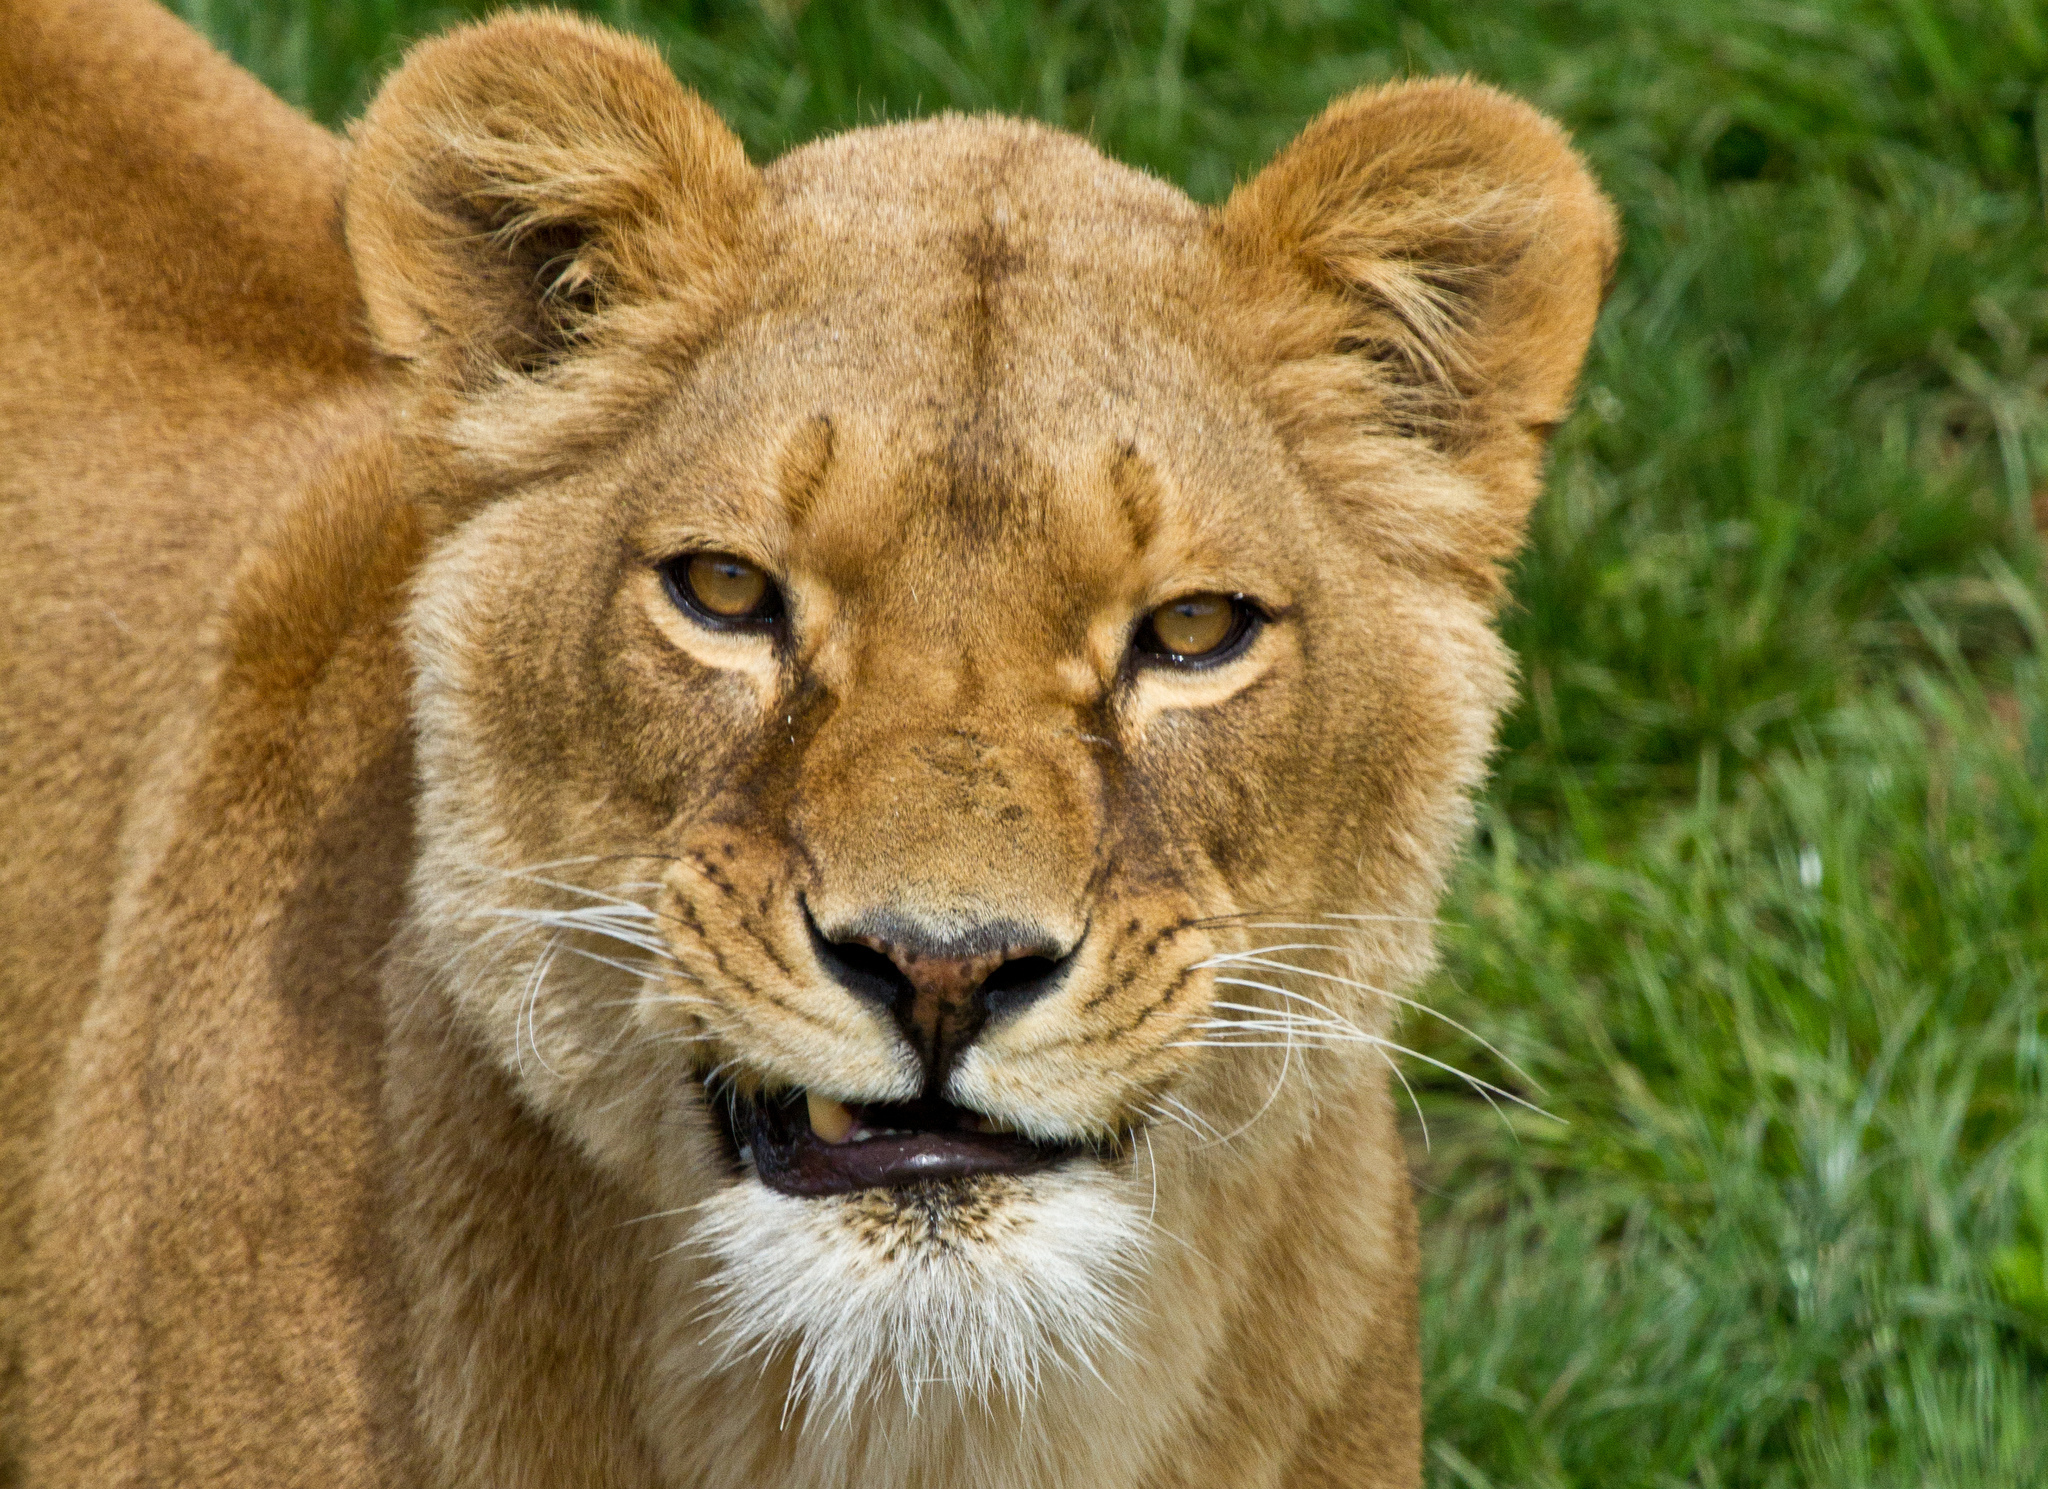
[0,0,381,1469]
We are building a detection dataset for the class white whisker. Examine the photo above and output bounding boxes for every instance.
[1378,1047,1429,1151]
[1176,1021,1549,1121]
[1142,1127,1159,1227]
[1201,998,1298,1149]
[1201,950,1537,1090]
[1319,912,1443,926]
[1158,1093,1225,1145]
[519,929,566,1078]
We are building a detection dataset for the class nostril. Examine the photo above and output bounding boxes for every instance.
[978,954,1067,1021]
[807,918,913,1010]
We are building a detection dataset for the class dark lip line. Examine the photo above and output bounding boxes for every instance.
[704,1078,1102,1199]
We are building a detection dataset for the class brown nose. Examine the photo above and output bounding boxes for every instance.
[808,915,1072,1084]
[857,937,1007,1077]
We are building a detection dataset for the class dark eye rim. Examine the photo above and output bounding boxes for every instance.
[656,552,786,634]
[1131,593,1266,670]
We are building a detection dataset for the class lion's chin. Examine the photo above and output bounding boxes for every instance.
[687,1157,1150,1418]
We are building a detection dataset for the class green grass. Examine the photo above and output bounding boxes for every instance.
[177,0,2048,1481]
[1422,630,2048,1485]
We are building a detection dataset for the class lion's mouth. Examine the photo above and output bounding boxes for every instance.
[720,1086,1086,1197]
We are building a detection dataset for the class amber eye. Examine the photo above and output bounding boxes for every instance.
[660,552,783,630]
[1134,593,1259,666]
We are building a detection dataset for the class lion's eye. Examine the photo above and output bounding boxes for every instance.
[661,553,783,630]
[1134,593,1259,666]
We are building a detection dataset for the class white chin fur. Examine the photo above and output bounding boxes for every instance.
[688,1161,1151,1421]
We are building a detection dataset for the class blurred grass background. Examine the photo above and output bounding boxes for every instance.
[175,0,2048,1482]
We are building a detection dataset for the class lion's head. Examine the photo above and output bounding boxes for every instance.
[344,12,1613,1433]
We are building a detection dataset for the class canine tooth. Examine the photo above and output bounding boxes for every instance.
[806,1091,855,1144]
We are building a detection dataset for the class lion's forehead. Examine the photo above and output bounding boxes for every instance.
[746,117,1233,390]
[633,326,1305,629]
[640,123,1297,577]
[762,114,1208,276]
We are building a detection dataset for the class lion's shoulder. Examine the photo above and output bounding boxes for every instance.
[1,12,398,1472]
[0,0,368,377]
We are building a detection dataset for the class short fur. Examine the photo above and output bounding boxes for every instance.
[0,5,1616,1486]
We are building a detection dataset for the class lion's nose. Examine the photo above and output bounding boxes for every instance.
[806,912,1072,1084]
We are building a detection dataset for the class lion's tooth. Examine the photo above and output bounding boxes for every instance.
[806,1091,855,1144]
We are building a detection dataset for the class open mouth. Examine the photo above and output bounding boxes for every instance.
[719,1087,1087,1198]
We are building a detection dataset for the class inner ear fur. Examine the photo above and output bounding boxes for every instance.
[344,13,757,387]
[1219,78,1619,542]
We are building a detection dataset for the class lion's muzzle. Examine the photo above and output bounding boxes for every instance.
[806,907,1074,1083]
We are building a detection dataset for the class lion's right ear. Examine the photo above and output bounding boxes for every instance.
[344,13,755,392]
[1217,80,1617,588]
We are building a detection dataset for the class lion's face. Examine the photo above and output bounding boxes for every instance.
[350,17,1613,1418]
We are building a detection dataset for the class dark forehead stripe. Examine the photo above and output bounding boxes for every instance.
[776,415,835,530]
[753,120,1224,551]
[1112,444,1164,552]
[937,136,1040,540]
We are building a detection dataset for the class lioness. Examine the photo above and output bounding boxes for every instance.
[0,3,1615,1484]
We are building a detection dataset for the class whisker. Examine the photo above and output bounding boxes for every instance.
[1175,1023,1550,1121]
[1182,907,1445,929]
[549,946,672,982]
[1320,912,1445,926]
[620,1201,707,1229]
[1178,906,1285,928]
[495,874,663,914]
[1201,1001,1298,1149]
[519,929,567,1079]
[1377,1047,1429,1152]
[1158,1093,1225,1145]
[476,860,696,934]
[1142,1126,1159,1227]
[1220,924,1363,940]
[1130,1130,1217,1270]
[489,852,687,877]
[479,902,681,960]
[1140,1098,1210,1146]
[1201,958,1539,1092]
[1205,999,1356,1029]
[446,862,722,1084]
[589,993,715,1013]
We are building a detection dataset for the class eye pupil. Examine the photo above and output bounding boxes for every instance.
[1145,593,1242,660]
[668,552,778,625]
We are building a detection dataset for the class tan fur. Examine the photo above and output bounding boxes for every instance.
[0,5,1615,1485]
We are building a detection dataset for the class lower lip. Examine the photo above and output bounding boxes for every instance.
[735,1095,1084,1198]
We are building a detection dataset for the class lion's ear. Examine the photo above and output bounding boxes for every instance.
[344,13,756,388]
[1218,79,1618,536]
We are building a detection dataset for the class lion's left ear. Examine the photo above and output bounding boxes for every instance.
[344,12,756,393]
[1218,78,1618,541]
